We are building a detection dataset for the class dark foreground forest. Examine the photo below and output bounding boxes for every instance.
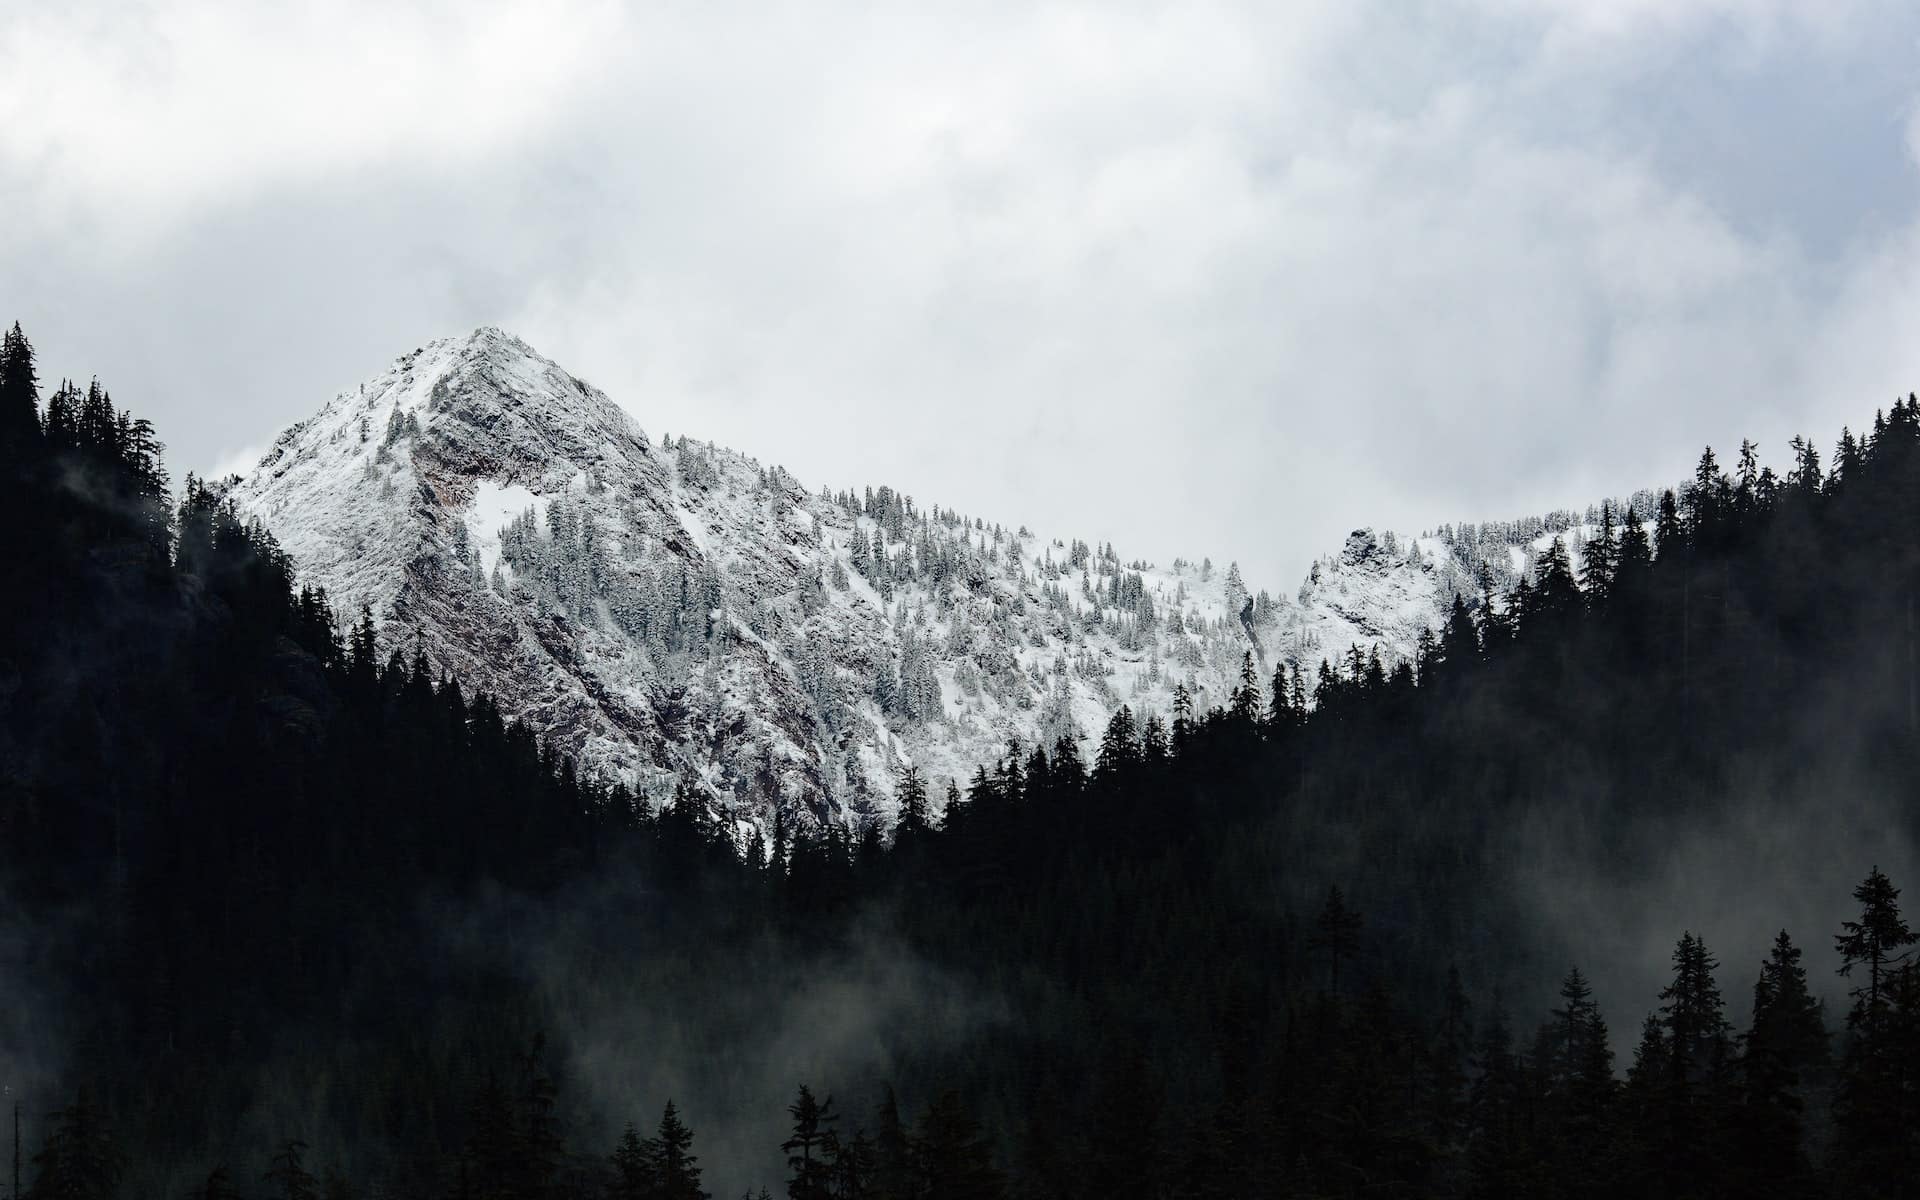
[1,320,1917,1198]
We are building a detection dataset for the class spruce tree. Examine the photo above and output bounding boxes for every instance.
[1660,932,1731,1083]
[1746,929,1828,1095]
[1788,435,1822,496]
[783,1086,836,1200]
[1739,930,1827,1194]
[1228,651,1263,728]
[1579,502,1618,601]
[895,766,931,844]
[650,1101,708,1200]
[1833,427,1864,491]
[1835,866,1915,1030]
[1308,887,1362,994]
[608,1123,653,1200]
[1264,663,1297,737]
[41,379,77,451]
[1438,592,1479,677]
[1652,489,1685,562]
[1530,537,1580,619]
[0,321,40,451]
[1550,967,1616,1187]
[1138,713,1169,764]
[1170,684,1194,753]
[1656,932,1734,1194]
[1615,503,1653,596]
[1735,438,1762,508]
[1048,734,1086,795]
[1832,868,1920,1192]
[1549,966,1601,1087]
[1618,1012,1671,1193]
[1685,446,1731,546]
[1092,706,1139,787]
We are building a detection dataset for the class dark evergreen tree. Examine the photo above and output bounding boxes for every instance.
[1832,868,1919,1194]
[1738,930,1827,1196]
[1308,886,1363,994]
[1530,537,1580,620]
[649,1101,708,1200]
[1169,683,1195,754]
[1618,1012,1669,1192]
[1440,592,1480,672]
[1545,967,1616,1194]
[1655,932,1734,1194]
[1661,932,1731,1082]
[609,1123,653,1200]
[783,1087,836,1200]
[896,767,932,844]
[1835,867,1915,1030]
[1092,705,1139,788]
[1227,651,1262,728]
[1652,488,1684,561]
[0,321,39,449]
[1579,502,1618,602]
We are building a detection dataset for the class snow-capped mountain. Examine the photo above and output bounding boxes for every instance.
[229,327,1634,834]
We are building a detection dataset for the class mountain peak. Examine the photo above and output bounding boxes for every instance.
[405,323,536,362]
[231,330,1296,830]
[436,325,557,374]
[230,331,1631,835]
[238,327,617,454]
[230,326,655,632]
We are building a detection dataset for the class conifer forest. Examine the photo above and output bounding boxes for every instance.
[3,315,1919,1197]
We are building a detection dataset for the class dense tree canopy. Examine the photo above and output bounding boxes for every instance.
[3,324,1919,1196]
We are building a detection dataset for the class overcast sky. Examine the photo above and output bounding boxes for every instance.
[6,1,1920,591]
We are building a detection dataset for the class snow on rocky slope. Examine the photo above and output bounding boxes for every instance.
[229,327,1637,835]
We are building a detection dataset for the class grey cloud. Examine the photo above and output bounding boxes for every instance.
[4,1,1920,596]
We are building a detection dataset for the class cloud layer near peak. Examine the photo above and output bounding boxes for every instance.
[4,0,1918,590]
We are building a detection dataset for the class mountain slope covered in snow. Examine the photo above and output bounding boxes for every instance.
[230,328,1644,834]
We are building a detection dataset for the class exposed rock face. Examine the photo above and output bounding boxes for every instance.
[232,327,1619,834]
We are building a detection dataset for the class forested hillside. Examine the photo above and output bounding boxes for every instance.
[220,327,1644,840]
[2,320,1917,1198]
